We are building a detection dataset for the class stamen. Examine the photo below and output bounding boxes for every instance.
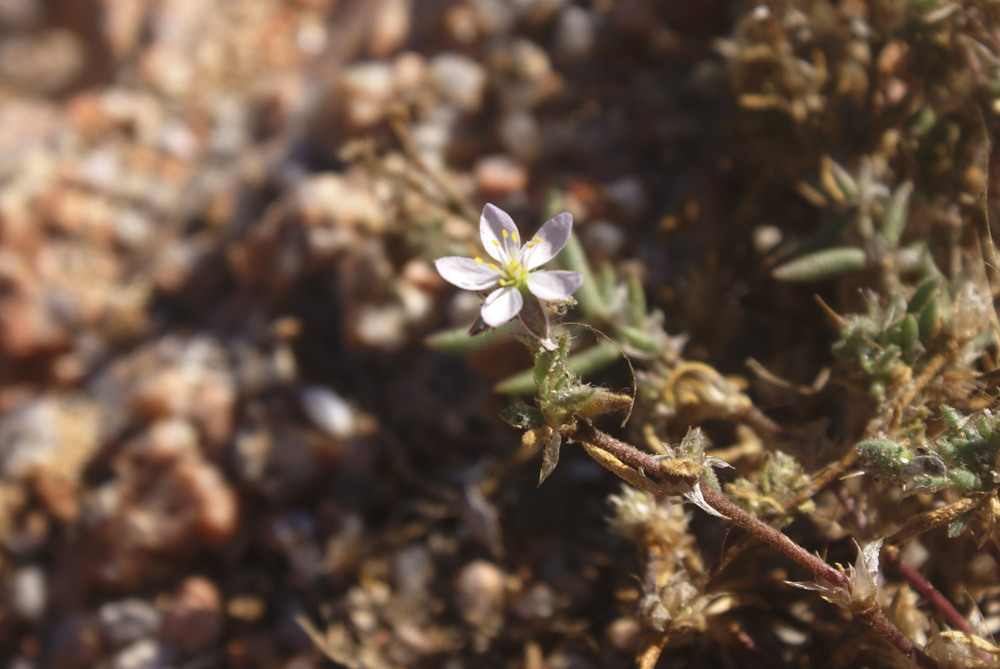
[512,231,519,243]
[488,263,499,270]
[534,236,541,244]
[502,230,509,239]
[475,257,483,264]
[492,240,501,246]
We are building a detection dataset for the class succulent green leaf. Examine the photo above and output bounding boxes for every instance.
[557,232,606,319]
[425,321,517,353]
[857,438,909,483]
[772,246,867,282]
[907,277,939,316]
[879,180,913,249]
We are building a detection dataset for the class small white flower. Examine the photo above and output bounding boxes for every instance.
[435,203,584,342]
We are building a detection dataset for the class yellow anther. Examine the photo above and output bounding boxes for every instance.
[499,278,508,286]
[492,239,501,246]
[488,263,499,270]
[534,236,541,244]
[512,231,519,242]
[502,230,509,239]
[475,257,483,264]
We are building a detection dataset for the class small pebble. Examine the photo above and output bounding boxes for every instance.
[474,154,528,196]
[553,6,597,62]
[430,53,488,113]
[498,111,541,163]
[511,582,556,622]
[98,598,162,647]
[606,616,641,652]
[582,220,626,258]
[339,61,395,128]
[109,638,174,669]
[394,543,433,596]
[753,225,783,255]
[369,0,411,57]
[300,385,356,440]
[455,560,506,627]
[10,564,47,622]
[160,576,224,654]
[606,176,647,219]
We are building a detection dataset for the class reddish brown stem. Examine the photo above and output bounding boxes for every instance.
[570,423,938,668]
[855,605,934,668]
[568,420,663,472]
[883,548,973,634]
[697,480,851,591]
[698,479,935,668]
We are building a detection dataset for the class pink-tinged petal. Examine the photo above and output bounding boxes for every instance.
[435,256,502,290]
[520,212,572,270]
[518,295,550,341]
[526,270,584,300]
[479,203,520,264]
[480,286,523,326]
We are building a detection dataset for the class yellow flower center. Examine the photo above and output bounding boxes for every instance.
[498,258,528,288]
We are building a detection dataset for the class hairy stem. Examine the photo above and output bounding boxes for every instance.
[695,480,848,589]
[571,422,937,668]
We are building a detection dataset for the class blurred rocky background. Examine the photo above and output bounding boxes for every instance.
[3,1,1000,668]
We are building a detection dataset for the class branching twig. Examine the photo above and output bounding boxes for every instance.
[568,421,939,669]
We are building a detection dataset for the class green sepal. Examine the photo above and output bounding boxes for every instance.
[495,341,622,395]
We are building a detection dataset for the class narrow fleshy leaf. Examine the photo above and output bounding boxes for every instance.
[557,232,606,318]
[425,321,515,353]
[879,180,913,249]
[526,269,584,300]
[521,212,573,270]
[906,277,939,315]
[435,256,502,290]
[626,271,646,319]
[481,286,523,326]
[480,203,520,263]
[772,246,867,282]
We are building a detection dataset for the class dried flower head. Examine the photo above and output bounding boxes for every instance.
[435,203,584,344]
[787,538,883,612]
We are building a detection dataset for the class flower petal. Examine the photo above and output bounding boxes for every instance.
[480,203,520,264]
[517,294,549,342]
[480,286,523,326]
[520,212,572,270]
[526,270,584,300]
[435,256,502,290]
